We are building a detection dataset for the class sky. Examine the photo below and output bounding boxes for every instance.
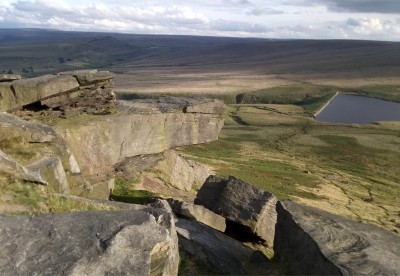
[0,0,400,41]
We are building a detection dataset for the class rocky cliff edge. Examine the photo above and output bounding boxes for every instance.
[0,70,225,199]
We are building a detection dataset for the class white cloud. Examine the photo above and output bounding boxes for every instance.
[1,0,399,41]
[346,17,400,36]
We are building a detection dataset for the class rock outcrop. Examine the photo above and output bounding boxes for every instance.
[0,208,179,276]
[176,218,271,275]
[0,111,89,194]
[0,69,115,114]
[55,97,225,187]
[274,200,400,275]
[195,175,278,245]
[0,71,225,199]
[154,150,213,191]
[0,74,21,82]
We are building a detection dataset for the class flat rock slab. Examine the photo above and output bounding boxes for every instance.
[0,209,179,276]
[195,175,278,245]
[274,200,400,275]
[60,70,114,85]
[0,74,21,82]
[11,75,79,109]
[168,199,226,232]
[118,96,225,114]
[176,218,271,275]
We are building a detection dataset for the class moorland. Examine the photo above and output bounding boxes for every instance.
[1,28,400,235]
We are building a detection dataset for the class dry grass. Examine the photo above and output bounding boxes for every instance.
[115,71,295,94]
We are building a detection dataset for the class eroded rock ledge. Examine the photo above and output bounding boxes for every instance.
[0,70,115,115]
[54,96,225,190]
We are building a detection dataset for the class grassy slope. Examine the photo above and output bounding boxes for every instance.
[0,172,115,214]
[179,104,400,234]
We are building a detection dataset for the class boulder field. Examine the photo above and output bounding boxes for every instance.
[0,71,399,275]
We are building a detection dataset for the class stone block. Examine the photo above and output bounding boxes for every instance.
[11,75,79,107]
[155,150,212,191]
[195,175,278,245]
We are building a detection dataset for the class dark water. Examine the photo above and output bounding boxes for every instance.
[316,94,400,124]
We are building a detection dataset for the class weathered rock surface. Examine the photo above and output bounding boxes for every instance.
[11,75,79,108]
[185,100,225,114]
[195,175,278,245]
[176,218,271,275]
[0,209,179,276]
[274,200,400,275]
[0,111,88,194]
[0,74,21,82]
[0,112,56,142]
[0,149,46,184]
[0,70,115,112]
[168,199,226,232]
[60,69,114,85]
[0,83,15,111]
[27,156,70,194]
[115,153,164,180]
[155,150,213,191]
[55,98,224,184]
[119,97,225,114]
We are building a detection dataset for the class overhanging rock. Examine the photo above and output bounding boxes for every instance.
[0,70,115,112]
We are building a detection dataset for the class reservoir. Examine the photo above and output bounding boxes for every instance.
[315,94,400,124]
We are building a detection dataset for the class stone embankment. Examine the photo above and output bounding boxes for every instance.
[313,91,339,118]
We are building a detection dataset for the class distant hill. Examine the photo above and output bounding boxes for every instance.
[0,28,399,78]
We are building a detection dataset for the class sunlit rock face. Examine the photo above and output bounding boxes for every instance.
[55,97,225,182]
